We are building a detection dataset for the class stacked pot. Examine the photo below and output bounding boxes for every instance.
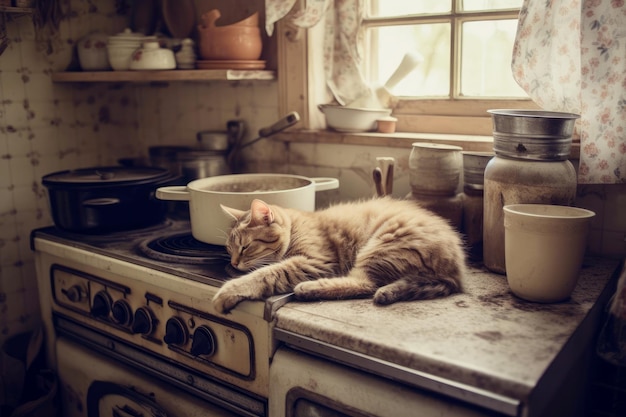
[482,109,580,275]
[107,28,157,71]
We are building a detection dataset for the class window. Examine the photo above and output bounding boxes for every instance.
[364,1,525,98]
[361,0,536,134]
[276,0,538,137]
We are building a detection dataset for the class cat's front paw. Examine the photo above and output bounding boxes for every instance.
[212,275,263,314]
[212,289,245,314]
[293,280,323,300]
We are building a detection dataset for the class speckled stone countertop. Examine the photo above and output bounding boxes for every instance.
[272,258,622,416]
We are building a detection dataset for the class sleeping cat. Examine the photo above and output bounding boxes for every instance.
[212,197,466,314]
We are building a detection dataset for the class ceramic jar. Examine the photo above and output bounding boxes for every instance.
[461,152,493,261]
[409,142,462,196]
[129,41,176,70]
[175,38,196,69]
[483,156,577,274]
[77,32,110,71]
[407,142,463,230]
[107,28,156,70]
[197,9,262,61]
[482,109,580,275]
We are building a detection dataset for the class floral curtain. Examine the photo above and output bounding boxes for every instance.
[266,0,369,105]
[512,0,626,184]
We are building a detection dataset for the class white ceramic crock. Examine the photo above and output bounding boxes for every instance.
[156,173,339,245]
[503,204,595,303]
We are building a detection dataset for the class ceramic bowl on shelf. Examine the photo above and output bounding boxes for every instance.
[197,9,263,61]
[77,32,110,71]
[129,42,176,70]
[318,104,392,132]
[107,28,156,70]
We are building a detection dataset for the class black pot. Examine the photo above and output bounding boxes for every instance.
[42,166,176,233]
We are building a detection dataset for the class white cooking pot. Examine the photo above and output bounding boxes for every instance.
[156,173,339,245]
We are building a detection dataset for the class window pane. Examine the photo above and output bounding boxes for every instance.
[461,0,522,11]
[368,0,451,17]
[460,19,525,97]
[368,24,451,97]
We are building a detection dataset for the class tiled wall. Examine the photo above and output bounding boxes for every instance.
[0,1,281,347]
[1,0,624,357]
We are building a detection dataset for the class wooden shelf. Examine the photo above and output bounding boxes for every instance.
[51,69,276,83]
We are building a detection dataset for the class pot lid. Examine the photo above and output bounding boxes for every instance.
[42,166,171,187]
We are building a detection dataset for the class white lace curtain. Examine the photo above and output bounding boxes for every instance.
[267,0,626,184]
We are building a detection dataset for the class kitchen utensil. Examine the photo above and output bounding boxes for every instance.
[503,204,595,302]
[483,110,579,275]
[227,112,300,172]
[149,145,193,175]
[129,41,176,70]
[197,10,262,61]
[175,38,196,69]
[318,105,391,132]
[376,157,395,196]
[377,116,397,133]
[372,167,384,197]
[107,29,156,71]
[348,52,424,109]
[42,166,176,233]
[409,143,462,196]
[196,60,266,70]
[176,149,231,183]
[77,32,110,71]
[156,174,339,245]
[488,109,579,160]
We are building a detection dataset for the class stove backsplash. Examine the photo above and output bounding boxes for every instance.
[1,0,624,356]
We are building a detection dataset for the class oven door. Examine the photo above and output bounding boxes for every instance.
[269,347,497,417]
[56,338,237,417]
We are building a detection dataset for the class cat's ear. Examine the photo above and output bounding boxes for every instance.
[249,199,274,227]
[221,204,247,222]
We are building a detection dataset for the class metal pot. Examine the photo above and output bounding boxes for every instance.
[156,173,339,245]
[42,166,175,233]
[176,149,232,183]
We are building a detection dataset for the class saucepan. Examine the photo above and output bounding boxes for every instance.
[156,173,339,245]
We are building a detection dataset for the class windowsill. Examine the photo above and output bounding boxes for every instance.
[273,129,581,159]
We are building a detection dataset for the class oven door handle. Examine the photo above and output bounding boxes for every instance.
[87,380,169,417]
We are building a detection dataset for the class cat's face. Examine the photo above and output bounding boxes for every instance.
[221,199,289,271]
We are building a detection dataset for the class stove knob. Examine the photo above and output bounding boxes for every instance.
[91,291,112,318]
[163,317,188,346]
[190,326,216,357]
[62,285,84,303]
[112,300,133,326]
[132,307,155,335]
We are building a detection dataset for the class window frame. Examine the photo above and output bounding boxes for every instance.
[275,1,539,138]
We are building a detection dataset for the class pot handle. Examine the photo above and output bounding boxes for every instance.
[155,186,191,201]
[82,198,121,207]
[312,177,339,192]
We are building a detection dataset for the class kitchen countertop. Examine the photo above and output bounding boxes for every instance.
[272,257,622,416]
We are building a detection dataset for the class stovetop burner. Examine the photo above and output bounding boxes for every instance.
[139,233,231,265]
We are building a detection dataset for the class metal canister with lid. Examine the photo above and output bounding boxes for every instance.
[461,152,493,261]
[483,109,580,275]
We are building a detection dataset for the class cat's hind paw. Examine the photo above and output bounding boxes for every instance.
[373,287,400,305]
